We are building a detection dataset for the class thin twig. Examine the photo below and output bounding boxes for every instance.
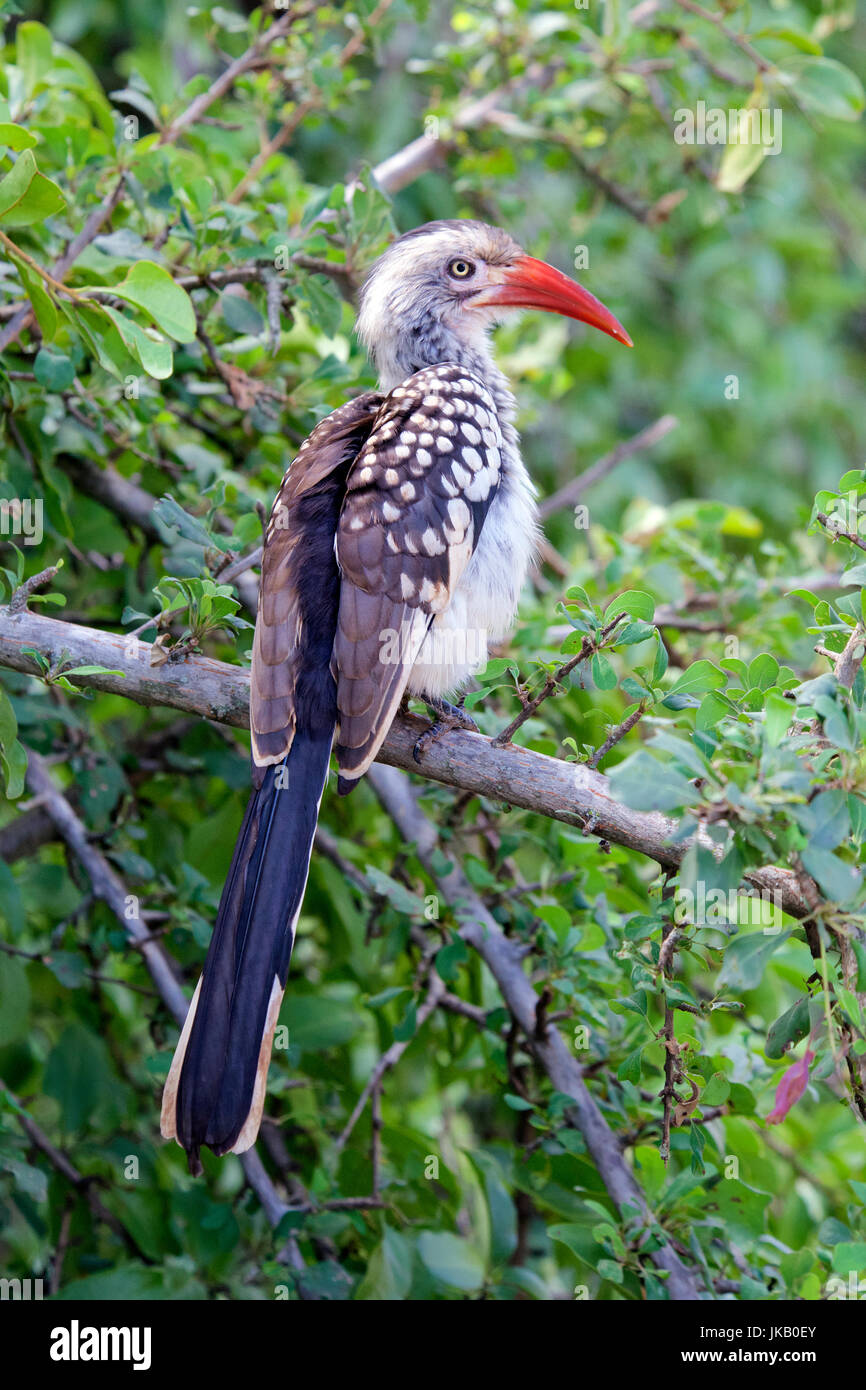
[157,11,301,148]
[816,511,866,554]
[1,1080,149,1259]
[674,0,771,72]
[588,701,647,769]
[8,565,62,614]
[333,970,447,1154]
[227,0,395,205]
[492,614,627,746]
[0,174,126,354]
[539,416,678,521]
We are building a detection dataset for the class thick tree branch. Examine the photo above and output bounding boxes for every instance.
[0,607,810,923]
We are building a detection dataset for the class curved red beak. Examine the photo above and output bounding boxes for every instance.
[477,254,633,348]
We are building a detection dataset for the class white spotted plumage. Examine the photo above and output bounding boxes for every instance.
[331,357,538,711]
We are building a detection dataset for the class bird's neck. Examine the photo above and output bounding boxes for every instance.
[378,322,516,434]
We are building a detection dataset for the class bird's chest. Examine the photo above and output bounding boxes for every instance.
[456,449,539,635]
[408,447,539,697]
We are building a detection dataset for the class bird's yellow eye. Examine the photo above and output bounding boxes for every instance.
[447,258,475,279]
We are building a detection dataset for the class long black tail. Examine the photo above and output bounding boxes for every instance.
[161,731,332,1173]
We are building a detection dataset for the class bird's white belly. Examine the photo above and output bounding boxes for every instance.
[407,461,539,698]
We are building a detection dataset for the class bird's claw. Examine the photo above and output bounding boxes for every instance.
[412,700,479,763]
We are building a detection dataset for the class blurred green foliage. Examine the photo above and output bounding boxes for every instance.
[0,0,865,1301]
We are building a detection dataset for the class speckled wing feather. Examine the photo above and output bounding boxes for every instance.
[333,363,503,780]
[250,391,382,769]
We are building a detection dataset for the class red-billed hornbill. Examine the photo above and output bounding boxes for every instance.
[161,219,631,1173]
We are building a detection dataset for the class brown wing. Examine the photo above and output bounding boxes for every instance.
[333,363,503,781]
[250,392,382,770]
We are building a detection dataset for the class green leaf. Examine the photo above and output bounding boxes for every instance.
[652,632,668,684]
[82,261,196,342]
[716,119,769,194]
[34,345,76,390]
[852,939,866,993]
[60,664,124,679]
[53,1265,174,1301]
[766,998,812,1060]
[609,751,696,812]
[45,951,88,989]
[393,999,417,1042]
[604,589,655,623]
[470,1151,518,1264]
[780,57,865,121]
[221,291,265,336]
[0,858,24,934]
[296,272,343,337]
[0,149,66,226]
[435,938,469,982]
[804,789,850,850]
[665,660,726,700]
[701,1072,730,1106]
[591,652,617,690]
[832,1243,866,1276]
[356,1226,413,1300]
[800,847,861,905]
[616,620,656,646]
[68,301,138,380]
[417,1231,485,1292]
[617,1047,643,1083]
[101,305,173,379]
[535,903,571,944]
[748,654,779,690]
[16,21,53,96]
[43,1022,114,1131]
[282,994,358,1052]
[1,1155,47,1202]
[0,954,30,1045]
[0,686,26,798]
[7,250,57,339]
[764,692,793,747]
[364,864,428,917]
[752,26,822,55]
[504,1093,534,1111]
[0,124,37,151]
[718,930,791,992]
